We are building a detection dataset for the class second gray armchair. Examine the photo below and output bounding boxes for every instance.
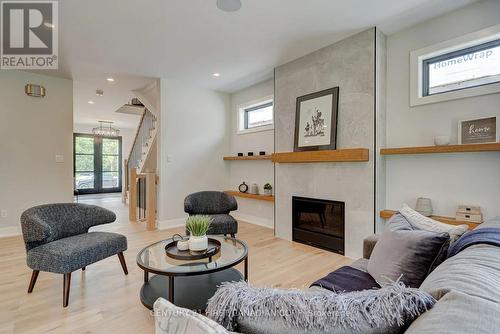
[184,191,238,237]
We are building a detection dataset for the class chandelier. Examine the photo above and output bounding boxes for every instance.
[92,121,120,137]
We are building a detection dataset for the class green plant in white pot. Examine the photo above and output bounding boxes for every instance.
[263,183,273,196]
[186,215,212,251]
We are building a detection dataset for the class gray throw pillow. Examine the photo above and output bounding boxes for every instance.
[367,228,450,287]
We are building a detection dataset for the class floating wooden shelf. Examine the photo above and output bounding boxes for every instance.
[380,143,500,155]
[223,155,272,161]
[271,148,369,163]
[380,210,479,230]
[225,191,275,202]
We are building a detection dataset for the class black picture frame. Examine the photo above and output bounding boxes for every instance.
[294,87,339,152]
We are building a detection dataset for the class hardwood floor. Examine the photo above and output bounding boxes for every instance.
[0,194,352,334]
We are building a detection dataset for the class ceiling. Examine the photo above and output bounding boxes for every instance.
[73,74,153,129]
[63,0,476,128]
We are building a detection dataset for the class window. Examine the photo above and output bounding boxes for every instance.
[423,39,500,96]
[238,97,274,134]
[410,24,500,106]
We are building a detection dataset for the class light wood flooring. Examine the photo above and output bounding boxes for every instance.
[0,194,352,334]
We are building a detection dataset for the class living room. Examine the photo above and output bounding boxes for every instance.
[1,0,500,333]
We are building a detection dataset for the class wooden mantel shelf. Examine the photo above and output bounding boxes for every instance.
[223,155,272,161]
[271,148,369,163]
[380,210,480,230]
[380,143,500,155]
[225,191,275,202]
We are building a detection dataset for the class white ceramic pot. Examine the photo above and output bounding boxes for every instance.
[189,235,208,251]
[434,135,450,146]
[264,189,272,196]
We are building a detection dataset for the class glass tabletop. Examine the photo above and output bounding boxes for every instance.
[136,235,248,276]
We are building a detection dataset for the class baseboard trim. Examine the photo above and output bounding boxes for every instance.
[157,218,186,230]
[232,213,274,230]
[0,226,21,238]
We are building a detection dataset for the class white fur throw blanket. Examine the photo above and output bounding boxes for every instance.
[206,280,435,332]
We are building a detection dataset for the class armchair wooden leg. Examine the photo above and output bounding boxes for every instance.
[63,273,71,308]
[117,252,128,275]
[27,270,39,293]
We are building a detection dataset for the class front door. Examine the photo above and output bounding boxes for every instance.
[74,134,122,194]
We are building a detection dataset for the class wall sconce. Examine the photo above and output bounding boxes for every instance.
[25,84,46,98]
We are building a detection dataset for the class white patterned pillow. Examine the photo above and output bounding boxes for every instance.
[400,204,468,241]
[153,298,229,334]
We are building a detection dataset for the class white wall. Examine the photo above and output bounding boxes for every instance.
[228,79,274,229]
[0,71,73,236]
[385,0,500,221]
[158,79,230,227]
[73,123,137,188]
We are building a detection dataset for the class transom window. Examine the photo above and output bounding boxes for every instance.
[423,39,500,96]
[238,97,274,134]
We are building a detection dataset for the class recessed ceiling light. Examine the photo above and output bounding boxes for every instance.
[216,0,242,12]
[88,100,95,104]
[106,77,115,82]
[213,73,220,77]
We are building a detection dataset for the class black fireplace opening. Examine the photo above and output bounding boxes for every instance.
[292,196,345,255]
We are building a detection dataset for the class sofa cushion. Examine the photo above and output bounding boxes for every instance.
[405,291,500,334]
[400,204,467,241]
[367,228,449,287]
[419,244,500,303]
[27,231,127,273]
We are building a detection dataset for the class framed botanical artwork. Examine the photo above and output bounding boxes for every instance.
[458,116,500,144]
[294,87,339,152]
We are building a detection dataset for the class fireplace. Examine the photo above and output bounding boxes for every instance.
[292,196,345,255]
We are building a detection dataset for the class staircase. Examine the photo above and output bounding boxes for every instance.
[123,81,160,230]
[128,109,157,173]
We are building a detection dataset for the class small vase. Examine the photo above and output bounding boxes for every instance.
[264,189,272,196]
[189,235,208,251]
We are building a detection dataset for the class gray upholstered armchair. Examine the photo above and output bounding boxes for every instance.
[184,191,238,237]
[20,203,128,307]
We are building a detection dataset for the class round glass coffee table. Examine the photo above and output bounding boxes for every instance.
[136,235,248,311]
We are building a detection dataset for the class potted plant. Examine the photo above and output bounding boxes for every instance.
[263,183,273,196]
[186,215,212,251]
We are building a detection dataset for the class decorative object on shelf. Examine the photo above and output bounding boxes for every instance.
[237,153,243,156]
[172,234,189,251]
[92,121,120,137]
[415,198,433,217]
[259,151,266,155]
[263,183,272,196]
[186,215,212,251]
[250,183,259,195]
[238,182,248,193]
[95,89,104,96]
[456,205,483,223]
[294,87,339,152]
[434,135,450,146]
[247,152,254,156]
[25,84,46,97]
[458,116,499,144]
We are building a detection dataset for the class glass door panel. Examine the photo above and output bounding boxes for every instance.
[74,136,95,191]
[101,138,121,190]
